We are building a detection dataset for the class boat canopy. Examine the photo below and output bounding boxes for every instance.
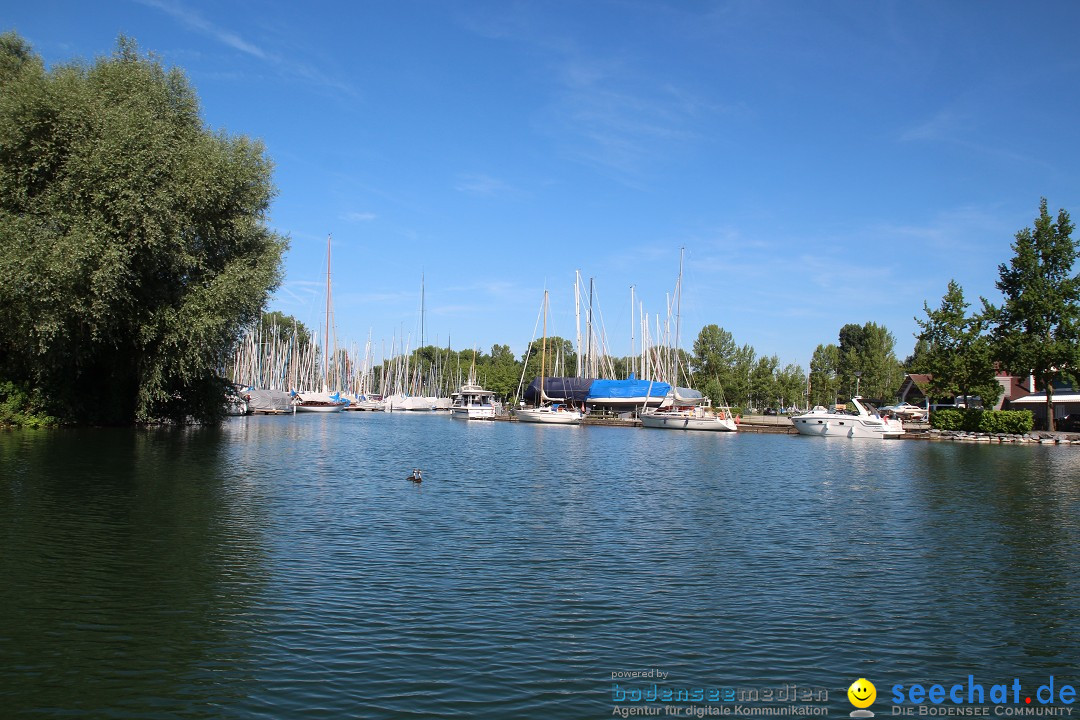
[524,377,593,404]
[672,387,703,402]
[244,388,293,412]
[587,378,671,401]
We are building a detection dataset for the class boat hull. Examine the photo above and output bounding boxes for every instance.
[791,414,902,439]
[514,408,582,424]
[451,406,496,420]
[294,403,345,413]
[639,413,737,431]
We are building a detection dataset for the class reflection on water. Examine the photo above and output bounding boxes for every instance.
[1,419,1077,718]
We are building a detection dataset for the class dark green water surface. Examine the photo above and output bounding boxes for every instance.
[2,414,1078,718]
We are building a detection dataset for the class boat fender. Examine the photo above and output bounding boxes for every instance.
[735,414,740,425]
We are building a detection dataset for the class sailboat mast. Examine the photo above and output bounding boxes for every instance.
[674,247,684,385]
[587,277,594,377]
[630,285,635,378]
[574,272,582,378]
[540,290,548,400]
[324,234,331,392]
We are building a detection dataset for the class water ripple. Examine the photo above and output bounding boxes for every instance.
[1,418,1078,718]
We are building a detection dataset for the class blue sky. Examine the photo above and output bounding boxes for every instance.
[8,1,1080,368]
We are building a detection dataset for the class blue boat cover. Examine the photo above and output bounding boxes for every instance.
[587,378,671,400]
[524,377,594,404]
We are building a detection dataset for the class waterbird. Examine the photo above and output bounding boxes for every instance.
[407,469,423,483]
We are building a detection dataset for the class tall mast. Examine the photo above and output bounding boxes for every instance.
[540,290,548,402]
[324,233,331,392]
[630,285,635,378]
[574,271,582,377]
[587,277,594,377]
[674,247,684,385]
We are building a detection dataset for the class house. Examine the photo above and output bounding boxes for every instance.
[897,370,1034,411]
[897,374,932,406]
[1006,381,1080,429]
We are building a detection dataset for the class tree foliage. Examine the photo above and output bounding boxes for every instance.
[691,324,755,408]
[0,34,287,424]
[836,322,903,402]
[914,280,1001,407]
[983,199,1080,431]
[808,343,839,407]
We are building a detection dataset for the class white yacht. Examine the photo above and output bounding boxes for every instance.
[791,397,904,439]
[450,371,497,420]
[639,388,737,432]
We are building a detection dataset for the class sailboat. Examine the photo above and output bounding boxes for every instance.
[638,249,735,431]
[515,290,582,425]
[639,387,738,431]
[294,234,346,413]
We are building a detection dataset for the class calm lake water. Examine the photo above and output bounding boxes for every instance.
[2,414,1079,718]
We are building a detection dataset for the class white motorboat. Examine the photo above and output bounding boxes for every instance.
[292,391,346,413]
[882,402,928,422]
[639,389,737,432]
[450,368,497,420]
[791,397,904,439]
[345,394,382,411]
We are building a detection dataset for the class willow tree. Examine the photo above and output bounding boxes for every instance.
[984,199,1080,431]
[0,34,287,424]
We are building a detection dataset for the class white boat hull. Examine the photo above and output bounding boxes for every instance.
[451,405,496,420]
[515,408,582,424]
[383,394,435,412]
[640,413,737,432]
[294,403,345,413]
[791,405,903,439]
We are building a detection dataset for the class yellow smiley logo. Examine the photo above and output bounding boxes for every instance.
[848,678,876,709]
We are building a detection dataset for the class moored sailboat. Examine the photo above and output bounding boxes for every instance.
[294,234,345,412]
[515,290,582,425]
[639,387,737,432]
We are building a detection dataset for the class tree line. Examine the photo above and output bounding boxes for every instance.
[3,34,1077,428]
[907,199,1080,431]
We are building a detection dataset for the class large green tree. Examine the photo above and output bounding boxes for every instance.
[481,343,521,401]
[808,343,840,407]
[983,199,1080,431]
[775,362,808,409]
[836,322,903,402]
[691,324,753,408]
[914,280,1001,407]
[0,34,286,424]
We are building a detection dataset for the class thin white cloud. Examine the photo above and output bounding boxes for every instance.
[136,0,357,98]
[455,173,512,196]
[899,109,963,143]
[343,211,377,222]
[135,0,267,59]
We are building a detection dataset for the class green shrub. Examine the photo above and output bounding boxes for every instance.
[978,410,1034,434]
[0,380,58,428]
[931,407,1033,434]
[931,408,964,431]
